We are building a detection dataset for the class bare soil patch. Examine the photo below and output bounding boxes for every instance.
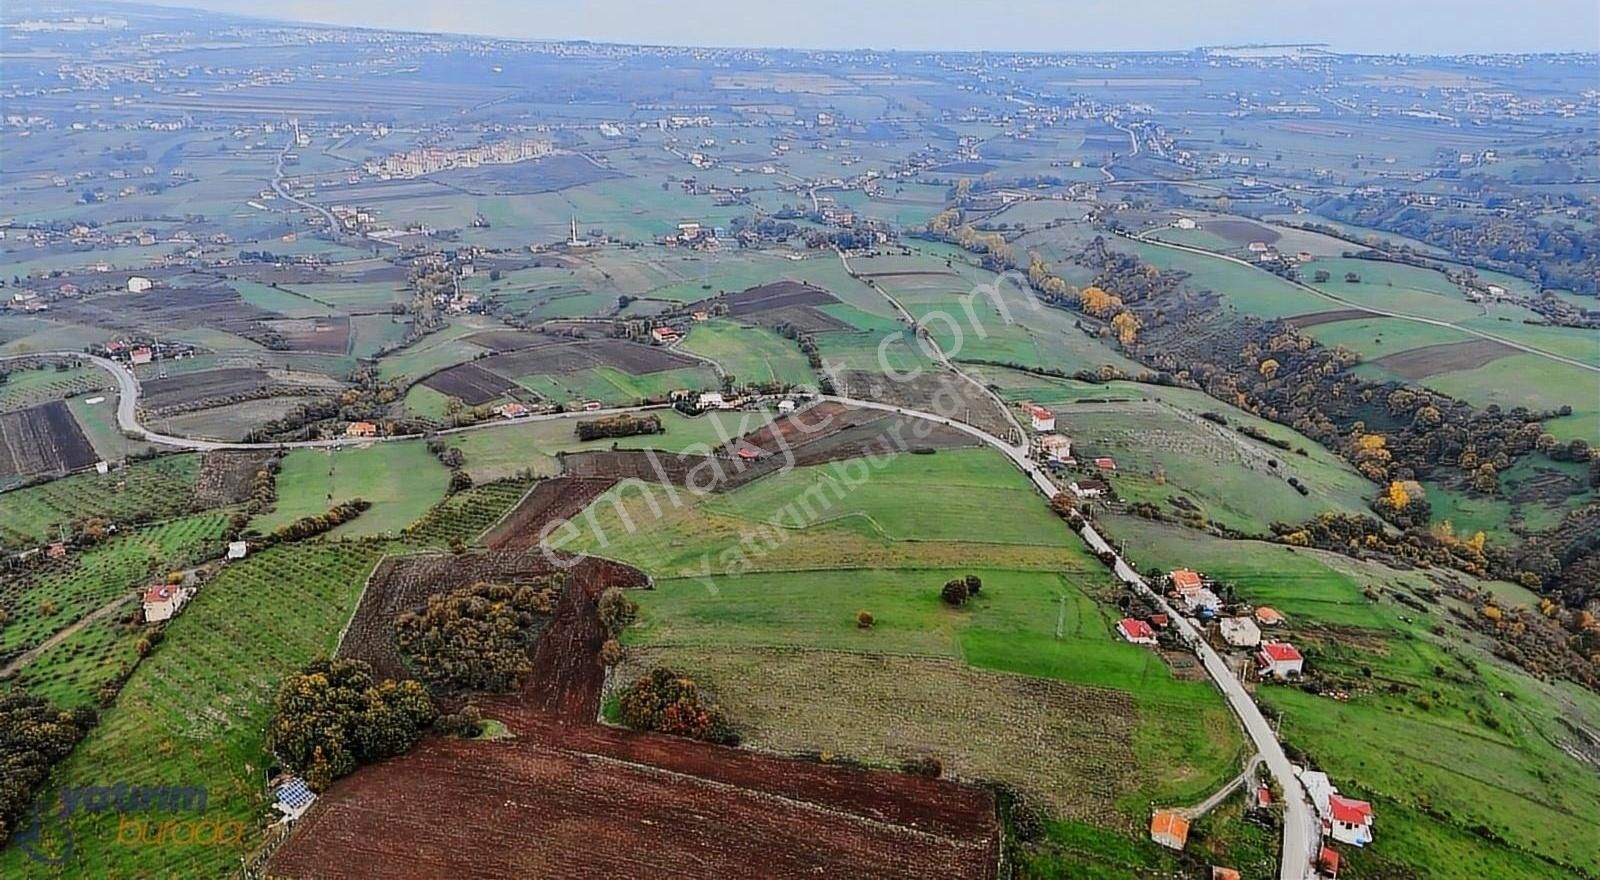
[842,369,1014,439]
[264,316,351,354]
[192,449,275,508]
[482,477,620,552]
[1204,218,1280,246]
[0,400,97,480]
[1288,308,1371,328]
[704,281,850,332]
[418,362,517,404]
[1369,338,1518,380]
[486,338,698,377]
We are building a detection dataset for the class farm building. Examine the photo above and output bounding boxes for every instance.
[1173,217,1198,230]
[1069,478,1109,498]
[1094,457,1116,471]
[1257,642,1304,679]
[345,421,378,437]
[129,347,154,366]
[1149,809,1189,850]
[1023,404,1055,432]
[650,326,680,344]
[142,584,188,623]
[1247,241,1269,253]
[777,399,796,415]
[1037,434,1072,463]
[47,543,68,559]
[582,401,603,412]
[126,276,153,293]
[1117,618,1157,645]
[227,541,248,560]
[697,391,728,410]
[495,402,529,419]
[1170,569,1204,594]
[1254,606,1286,626]
[1219,616,1261,648]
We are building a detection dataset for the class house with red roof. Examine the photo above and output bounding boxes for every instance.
[1257,641,1304,679]
[1254,606,1286,626]
[345,421,377,437]
[129,346,154,366]
[1023,404,1055,432]
[1094,456,1117,471]
[1117,618,1157,645]
[142,584,189,623]
[1317,846,1341,878]
[1327,794,1375,846]
[495,402,529,419]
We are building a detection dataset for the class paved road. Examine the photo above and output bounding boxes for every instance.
[1124,230,1598,375]
[272,137,342,238]
[18,350,1319,878]
[0,352,672,451]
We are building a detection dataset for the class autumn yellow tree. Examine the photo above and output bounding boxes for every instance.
[1079,285,1122,318]
[1110,310,1140,346]
[1384,480,1410,509]
[1259,358,1280,380]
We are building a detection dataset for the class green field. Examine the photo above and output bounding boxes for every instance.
[0,455,200,549]
[0,542,388,879]
[677,320,816,387]
[1096,517,1600,879]
[252,442,449,537]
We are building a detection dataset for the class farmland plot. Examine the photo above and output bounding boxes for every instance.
[0,400,98,483]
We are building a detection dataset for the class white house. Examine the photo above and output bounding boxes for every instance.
[1300,769,1375,847]
[127,276,153,293]
[1173,217,1198,230]
[227,541,248,560]
[142,584,188,622]
[1069,478,1109,498]
[1024,404,1055,432]
[777,399,796,415]
[1257,641,1304,679]
[1328,795,1375,846]
[697,391,725,410]
[1038,434,1073,463]
[1117,618,1157,645]
[1219,616,1262,648]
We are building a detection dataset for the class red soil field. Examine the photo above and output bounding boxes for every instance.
[481,477,619,551]
[270,413,1002,880]
[267,732,998,880]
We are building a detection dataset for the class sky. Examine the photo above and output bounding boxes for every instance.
[148,0,1600,54]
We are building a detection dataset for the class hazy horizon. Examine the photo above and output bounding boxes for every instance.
[118,0,1600,55]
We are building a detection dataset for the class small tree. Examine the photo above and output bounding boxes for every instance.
[941,579,969,606]
[598,588,639,636]
[856,609,875,629]
[599,638,623,666]
[963,574,982,596]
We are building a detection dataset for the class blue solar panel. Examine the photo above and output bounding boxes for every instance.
[275,780,316,810]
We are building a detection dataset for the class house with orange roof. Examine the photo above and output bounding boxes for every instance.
[345,421,377,437]
[1149,809,1189,850]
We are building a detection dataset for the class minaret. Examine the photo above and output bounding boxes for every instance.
[570,216,578,245]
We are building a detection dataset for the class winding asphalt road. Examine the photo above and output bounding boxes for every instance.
[10,350,1319,878]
